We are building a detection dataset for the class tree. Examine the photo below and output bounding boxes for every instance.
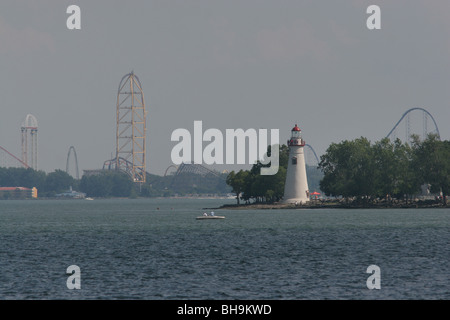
[370,138,418,202]
[392,139,417,201]
[319,137,375,200]
[372,138,398,198]
[80,171,135,197]
[0,167,46,190]
[226,170,249,204]
[111,172,134,197]
[80,173,111,197]
[44,170,74,194]
[21,168,47,191]
[225,144,290,204]
[319,135,450,206]
[412,134,450,205]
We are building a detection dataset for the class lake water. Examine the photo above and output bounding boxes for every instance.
[0,198,448,300]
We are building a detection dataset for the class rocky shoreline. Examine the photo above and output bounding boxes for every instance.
[213,200,448,210]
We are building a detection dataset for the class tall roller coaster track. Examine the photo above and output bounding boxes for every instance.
[304,144,320,167]
[166,162,223,189]
[99,105,440,182]
[0,146,29,169]
[102,71,148,183]
[66,146,80,179]
[21,114,38,170]
[386,108,440,143]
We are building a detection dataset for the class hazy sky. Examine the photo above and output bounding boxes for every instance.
[1,0,449,176]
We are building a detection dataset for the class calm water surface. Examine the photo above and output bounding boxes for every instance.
[0,198,448,299]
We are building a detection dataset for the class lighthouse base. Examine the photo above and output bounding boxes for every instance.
[282,198,310,205]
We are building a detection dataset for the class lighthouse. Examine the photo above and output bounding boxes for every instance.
[283,124,310,204]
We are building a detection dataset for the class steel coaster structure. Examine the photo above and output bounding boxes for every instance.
[386,108,440,143]
[167,162,223,189]
[103,157,135,174]
[21,114,38,170]
[66,146,80,180]
[0,146,29,169]
[163,163,223,178]
[164,165,178,177]
[174,162,221,177]
[305,144,320,167]
[104,72,147,183]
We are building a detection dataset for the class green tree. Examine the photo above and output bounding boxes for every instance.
[44,170,74,194]
[0,167,46,190]
[111,172,134,197]
[372,138,398,198]
[80,171,133,197]
[371,138,417,202]
[80,173,112,197]
[226,170,249,204]
[319,137,375,200]
[412,134,450,205]
[21,168,47,191]
[392,139,417,201]
[0,167,22,186]
[225,144,290,204]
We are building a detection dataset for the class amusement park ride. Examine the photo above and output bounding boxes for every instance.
[21,114,38,170]
[103,71,147,184]
[0,76,442,184]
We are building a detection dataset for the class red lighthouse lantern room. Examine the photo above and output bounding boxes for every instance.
[288,124,305,147]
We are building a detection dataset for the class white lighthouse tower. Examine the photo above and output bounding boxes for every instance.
[283,124,310,204]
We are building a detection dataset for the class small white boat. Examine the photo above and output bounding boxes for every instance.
[196,215,225,220]
[85,197,94,201]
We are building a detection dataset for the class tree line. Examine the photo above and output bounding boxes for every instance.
[0,168,73,197]
[0,166,231,198]
[226,134,450,206]
[3,134,448,203]
[0,168,136,198]
[319,134,449,205]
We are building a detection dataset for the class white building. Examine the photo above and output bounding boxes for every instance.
[283,124,310,204]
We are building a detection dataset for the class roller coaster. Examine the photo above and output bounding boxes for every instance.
[66,146,80,180]
[102,71,147,183]
[386,107,440,142]
[163,162,221,177]
[305,144,320,167]
[0,146,29,169]
[0,107,442,176]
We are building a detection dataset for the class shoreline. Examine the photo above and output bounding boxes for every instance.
[212,200,448,210]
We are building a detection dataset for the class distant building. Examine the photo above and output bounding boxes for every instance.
[56,186,86,199]
[0,187,37,199]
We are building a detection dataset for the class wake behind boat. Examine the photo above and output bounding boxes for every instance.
[196,211,225,220]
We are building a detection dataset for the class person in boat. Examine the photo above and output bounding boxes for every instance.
[203,212,208,216]
[210,211,215,216]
